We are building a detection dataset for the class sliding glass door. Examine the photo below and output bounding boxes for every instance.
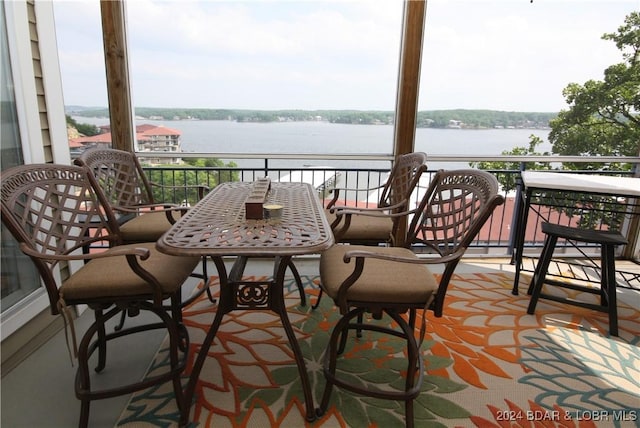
[0,3,45,327]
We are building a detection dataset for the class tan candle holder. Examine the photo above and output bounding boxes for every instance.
[245,177,271,219]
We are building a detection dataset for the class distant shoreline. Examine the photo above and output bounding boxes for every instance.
[68,106,556,130]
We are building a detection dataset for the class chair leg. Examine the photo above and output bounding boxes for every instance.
[76,311,102,427]
[335,308,364,354]
[387,311,421,428]
[94,310,107,373]
[337,317,350,355]
[312,288,323,310]
[527,234,558,314]
[318,308,360,417]
[319,308,423,427]
[75,301,188,428]
[114,310,126,331]
[164,299,189,418]
[78,400,90,428]
[205,286,216,303]
[170,294,189,352]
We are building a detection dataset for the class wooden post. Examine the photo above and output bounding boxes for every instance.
[394,0,426,158]
[100,0,135,152]
[393,0,427,244]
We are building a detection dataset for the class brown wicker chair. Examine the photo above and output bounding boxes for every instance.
[316,169,504,428]
[326,151,428,245]
[313,152,427,310]
[76,148,306,308]
[0,164,200,428]
[75,147,207,244]
[75,147,215,307]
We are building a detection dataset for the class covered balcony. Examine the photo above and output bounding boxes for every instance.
[2,151,638,427]
[1,1,639,427]
[2,254,639,426]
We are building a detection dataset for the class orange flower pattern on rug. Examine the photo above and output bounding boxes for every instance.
[117,273,640,428]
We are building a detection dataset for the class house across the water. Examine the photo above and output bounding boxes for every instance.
[69,123,184,165]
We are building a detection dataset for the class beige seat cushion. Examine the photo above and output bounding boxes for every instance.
[61,242,199,301]
[325,208,394,242]
[319,245,438,305]
[119,210,183,243]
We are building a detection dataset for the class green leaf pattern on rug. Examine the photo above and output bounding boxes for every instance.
[519,328,640,415]
[239,278,469,426]
[118,273,640,427]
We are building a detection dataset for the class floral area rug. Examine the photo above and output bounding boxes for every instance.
[117,272,640,428]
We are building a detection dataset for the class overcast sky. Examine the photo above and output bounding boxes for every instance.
[53,0,639,112]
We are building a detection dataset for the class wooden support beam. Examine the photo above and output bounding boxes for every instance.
[394,0,426,158]
[100,0,135,152]
[393,0,427,245]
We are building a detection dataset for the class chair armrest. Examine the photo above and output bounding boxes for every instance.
[330,203,416,241]
[326,183,386,209]
[20,242,151,262]
[21,243,166,304]
[111,203,189,224]
[332,247,464,313]
[344,248,464,265]
[332,200,407,216]
[111,202,178,213]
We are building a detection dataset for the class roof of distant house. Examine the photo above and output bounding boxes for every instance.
[69,124,181,146]
[137,125,181,141]
[69,132,113,146]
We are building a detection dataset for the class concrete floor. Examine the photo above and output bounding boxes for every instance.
[1,256,637,428]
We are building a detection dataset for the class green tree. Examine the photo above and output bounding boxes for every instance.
[147,158,238,205]
[473,12,639,178]
[470,135,552,192]
[472,14,638,229]
[549,11,640,170]
[183,157,238,184]
[66,115,100,136]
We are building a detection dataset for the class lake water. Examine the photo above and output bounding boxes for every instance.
[72,116,550,170]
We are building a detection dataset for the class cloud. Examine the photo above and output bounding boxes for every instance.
[53,0,638,111]
[418,0,635,111]
[121,0,402,109]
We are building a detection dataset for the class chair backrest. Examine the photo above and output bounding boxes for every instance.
[378,152,427,209]
[0,164,121,313]
[75,147,156,208]
[407,169,505,315]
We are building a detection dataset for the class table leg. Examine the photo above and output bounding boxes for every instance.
[288,259,306,306]
[180,256,230,427]
[512,190,532,295]
[180,255,316,425]
[272,256,316,422]
[509,173,525,264]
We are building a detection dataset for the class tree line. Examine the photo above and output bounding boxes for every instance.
[68,107,555,129]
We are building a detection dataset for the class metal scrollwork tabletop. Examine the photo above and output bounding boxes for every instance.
[157,182,334,256]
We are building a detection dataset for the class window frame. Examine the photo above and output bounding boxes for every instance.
[1,1,66,338]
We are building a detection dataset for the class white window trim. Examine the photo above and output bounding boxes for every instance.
[1,1,59,338]
[34,1,70,165]
[4,0,44,164]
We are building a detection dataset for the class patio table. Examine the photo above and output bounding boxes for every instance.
[156,181,334,425]
[511,171,640,295]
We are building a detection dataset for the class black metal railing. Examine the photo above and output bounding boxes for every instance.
[139,152,640,259]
